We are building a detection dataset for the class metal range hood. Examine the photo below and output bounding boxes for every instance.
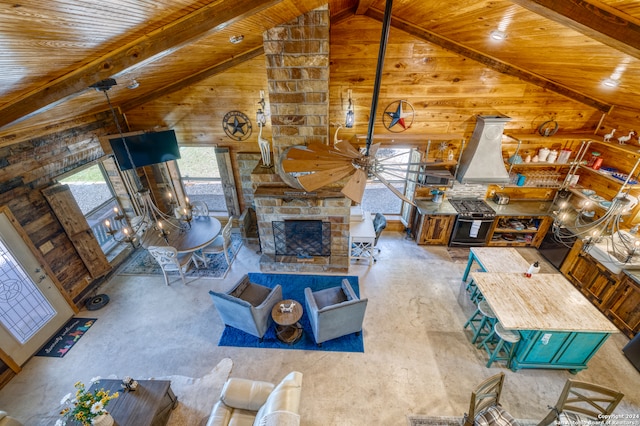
[457,115,511,184]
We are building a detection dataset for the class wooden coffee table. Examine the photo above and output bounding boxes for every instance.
[271,299,303,344]
[84,379,177,426]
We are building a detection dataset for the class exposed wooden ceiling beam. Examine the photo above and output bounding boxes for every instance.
[121,46,265,112]
[365,8,613,113]
[510,0,640,59]
[356,0,376,15]
[0,0,284,131]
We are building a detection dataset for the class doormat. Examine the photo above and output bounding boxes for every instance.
[36,317,97,358]
[216,273,364,353]
[118,234,242,279]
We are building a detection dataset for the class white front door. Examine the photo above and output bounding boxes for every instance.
[0,210,74,366]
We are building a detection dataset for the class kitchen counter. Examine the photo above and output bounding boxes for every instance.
[416,198,554,216]
[486,200,553,216]
[415,199,458,215]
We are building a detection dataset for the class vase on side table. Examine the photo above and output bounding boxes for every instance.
[91,413,114,426]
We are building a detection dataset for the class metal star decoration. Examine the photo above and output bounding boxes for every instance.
[382,100,415,132]
[222,111,252,141]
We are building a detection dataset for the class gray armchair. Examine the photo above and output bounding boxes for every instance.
[304,279,367,345]
[209,275,282,339]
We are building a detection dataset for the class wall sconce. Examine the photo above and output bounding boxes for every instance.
[256,90,266,126]
[345,89,354,128]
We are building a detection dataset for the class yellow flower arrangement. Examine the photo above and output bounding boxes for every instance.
[57,380,119,426]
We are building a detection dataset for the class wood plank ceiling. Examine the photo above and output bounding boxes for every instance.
[1,0,640,145]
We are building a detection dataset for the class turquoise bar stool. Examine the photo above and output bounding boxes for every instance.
[463,300,496,344]
[465,268,485,303]
[479,322,521,368]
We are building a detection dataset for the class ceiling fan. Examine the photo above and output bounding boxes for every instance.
[280,0,430,206]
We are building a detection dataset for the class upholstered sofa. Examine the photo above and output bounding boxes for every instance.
[0,411,22,426]
[206,371,302,426]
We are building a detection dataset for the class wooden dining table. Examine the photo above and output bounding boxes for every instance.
[140,216,222,255]
[470,271,619,373]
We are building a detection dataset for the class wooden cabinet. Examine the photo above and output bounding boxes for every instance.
[605,274,640,338]
[487,215,551,248]
[564,252,619,309]
[414,213,455,245]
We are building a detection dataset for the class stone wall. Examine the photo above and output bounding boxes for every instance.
[263,5,330,160]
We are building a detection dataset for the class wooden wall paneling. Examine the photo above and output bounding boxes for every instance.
[215,147,240,217]
[41,184,111,281]
[167,160,187,210]
[0,205,79,311]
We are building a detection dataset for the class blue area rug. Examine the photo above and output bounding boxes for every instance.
[118,234,242,279]
[217,273,364,353]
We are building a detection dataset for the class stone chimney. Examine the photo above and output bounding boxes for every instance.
[253,6,350,273]
[263,4,330,164]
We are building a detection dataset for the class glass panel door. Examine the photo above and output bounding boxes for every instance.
[0,209,73,366]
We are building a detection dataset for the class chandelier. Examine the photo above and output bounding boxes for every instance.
[90,78,192,245]
[549,139,640,266]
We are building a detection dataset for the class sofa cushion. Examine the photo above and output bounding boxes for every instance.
[220,378,274,411]
[228,409,258,426]
[253,372,303,426]
[257,411,300,426]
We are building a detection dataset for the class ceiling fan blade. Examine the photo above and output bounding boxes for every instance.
[284,146,342,162]
[341,168,368,204]
[296,165,355,192]
[368,142,381,158]
[334,140,362,158]
[282,159,352,172]
[372,170,416,206]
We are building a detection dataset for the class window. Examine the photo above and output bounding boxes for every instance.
[361,148,412,215]
[177,147,227,215]
[58,163,122,255]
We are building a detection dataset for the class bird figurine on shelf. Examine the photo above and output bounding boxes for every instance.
[603,128,616,142]
[617,130,635,145]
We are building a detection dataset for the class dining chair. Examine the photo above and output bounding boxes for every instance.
[200,220,233,267]
[191,200,209,217]
[372,212,386,261]
[463,372,518,426]
[147,245,194,285]
[537,379,624,426]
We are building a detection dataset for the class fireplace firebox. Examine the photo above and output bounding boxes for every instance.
[273,220,331,257]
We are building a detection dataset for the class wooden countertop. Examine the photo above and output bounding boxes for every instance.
[470,272,619,333]
[470,247,532,273]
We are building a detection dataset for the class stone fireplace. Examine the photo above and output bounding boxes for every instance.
[251,167,350,273]
[251,5,350,273]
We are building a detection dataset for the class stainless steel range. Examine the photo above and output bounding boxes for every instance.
[448,199,496,246]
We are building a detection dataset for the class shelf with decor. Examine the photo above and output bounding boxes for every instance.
[487,215,552,247]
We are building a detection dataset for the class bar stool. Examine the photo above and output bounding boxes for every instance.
[479,322,521,368]
[463,300,496,344]
[465,268,484,303]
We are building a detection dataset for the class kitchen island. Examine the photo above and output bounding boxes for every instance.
[471,272,620,373]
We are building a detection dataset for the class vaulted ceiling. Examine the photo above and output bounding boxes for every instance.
[2,0,640,144]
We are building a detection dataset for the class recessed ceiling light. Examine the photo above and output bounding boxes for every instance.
[127,80,139,90]
[490,30,507,41]
[602,78,620,88]
[229,35,244,44]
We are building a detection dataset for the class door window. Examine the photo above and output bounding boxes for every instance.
[361,148,412,215]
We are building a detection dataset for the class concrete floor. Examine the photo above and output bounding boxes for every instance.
[1,232,639,425]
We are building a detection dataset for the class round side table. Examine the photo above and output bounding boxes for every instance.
[271,299,303,344]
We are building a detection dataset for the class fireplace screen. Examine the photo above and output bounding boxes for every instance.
[273,220,331,257]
